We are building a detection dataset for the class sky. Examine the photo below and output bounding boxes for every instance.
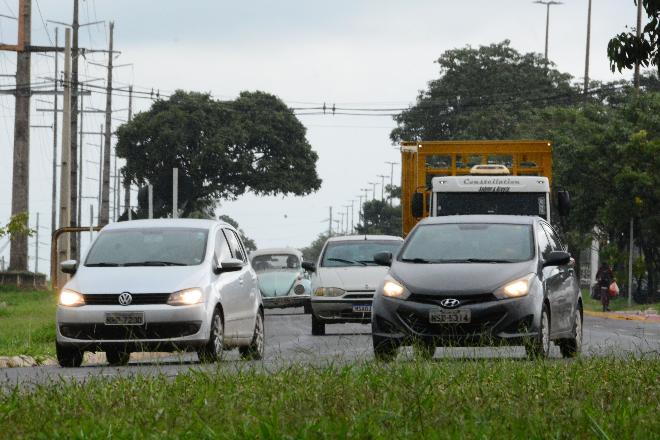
[0,0,640,272]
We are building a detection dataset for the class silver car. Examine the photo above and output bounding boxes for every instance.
[56,219,264,367]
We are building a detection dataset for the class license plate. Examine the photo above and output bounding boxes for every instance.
[352,305,372,313]
[429,309,470,324]
[105,312,144,325]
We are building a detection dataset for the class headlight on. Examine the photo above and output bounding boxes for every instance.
[382,277,410,300]
[167,288,203,306]
[494,274,535,299]
[313,287,345,297]
[59,289,85,307]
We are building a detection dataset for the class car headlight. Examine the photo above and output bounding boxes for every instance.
[494,274,536,299]
[313,287,345,297]
[59,289,85,307]
[167,288,204,306]
[381,277,410,300]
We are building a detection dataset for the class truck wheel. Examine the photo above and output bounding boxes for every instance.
[311,314,325,336]
[56,343,83,368]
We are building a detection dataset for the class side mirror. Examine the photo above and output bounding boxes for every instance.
[301,261,316,273]
[543,251,571,267]
[557,189,571,217]
[215,257,244,274]
[373,252,393,267]
[60,260,78,275]
[411,192,424,218]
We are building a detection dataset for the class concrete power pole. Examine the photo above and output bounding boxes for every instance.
[123,85,133,218]
[385,161,398,206]
[634,0,643,89]
[583,0,592,98]
[8,0,31,270]
[377,174,388,201]
[328,206,332,236]
[99,21,114,226]
[58,28,72,269]
[534,1,563,61]
[51,28,59,236]
[69,0,80,259]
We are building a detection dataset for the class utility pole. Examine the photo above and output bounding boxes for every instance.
[629,1,642,306]
[123,85,133,218]
[583,0,592,98]
[69,0,80,260]
[8,0,31,270]
[356,194,364,223]
[377,174,389,201]
[534,1,563,61]
[350,200,355,234]
[172,168,178,218]
[76,82,84,257]
[34,212,39,274]
[148,184,153,219]
[51,28,59,236]
[328,206,332,236]
[385,161,399,206]
[361,187,369,218]
[58,28,72,270]
[97,124,103,219]
[634,0,643,89]
[368,182,378,200]
[99,21,114,226]
[343,205,350,235]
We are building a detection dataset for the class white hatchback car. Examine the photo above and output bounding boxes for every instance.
[302,235,403,335]
[56,219,264,367]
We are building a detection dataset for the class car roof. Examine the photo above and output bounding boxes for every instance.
[250,247,302,258]
[101,218,229,231]
[327,234,403,242]
[417,215,538,226]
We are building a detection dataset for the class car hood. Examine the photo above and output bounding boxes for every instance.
[65,265,208,294]
[257,270,299,297]
[390,260,536,296]
[317,266,389,291]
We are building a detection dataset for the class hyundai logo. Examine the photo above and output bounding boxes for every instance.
[118,292,133,306]
[440,298,460,308]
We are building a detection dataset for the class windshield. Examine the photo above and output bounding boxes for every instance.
[85,228,209,267]
[400,223,534,263]
[251,254,300,272]
[437,193,547,219]
[321,240,402,267]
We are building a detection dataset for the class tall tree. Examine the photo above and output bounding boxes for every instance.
[608,1,660,77]
[355,199,402,237]
[391,41,579,142]
[116,91,322,218]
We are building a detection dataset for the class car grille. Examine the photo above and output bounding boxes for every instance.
[59,322,202,340]
[407,292,497,307]
[344,291,374,299]
[397,310,505,336]
[83,293,171,305]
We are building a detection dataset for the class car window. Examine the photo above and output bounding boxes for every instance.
[215,230,232,261]
[541,223,564,251]
[251,254,300,272]
[321,240,402,267]
[536,224,552,259]
[223,229,247,262]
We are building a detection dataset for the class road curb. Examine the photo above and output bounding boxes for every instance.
[584,310,660,323]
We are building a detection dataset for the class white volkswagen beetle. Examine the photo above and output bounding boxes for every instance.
[55,219,264,367]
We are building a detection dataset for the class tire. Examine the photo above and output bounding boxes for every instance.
[197,309,224,363]
[526,305,550,359]
[373,335,398,361]
[239,311,265,360]
[303,302,312,314]
[559,306,583,358]
[56,343,83,368]
[311,313,325,336]
[413,340,435,360]
[106,349,130,366]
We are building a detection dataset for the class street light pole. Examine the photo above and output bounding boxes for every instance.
[534,1,563,61]
[368,182,378,200]
[377,174,389,201]
[385,161,398,206]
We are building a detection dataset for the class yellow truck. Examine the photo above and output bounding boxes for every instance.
[400,140,568,236]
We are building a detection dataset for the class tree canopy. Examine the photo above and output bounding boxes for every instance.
[218,214,257,253]
[608,1,660,76]
[116,90,322,218]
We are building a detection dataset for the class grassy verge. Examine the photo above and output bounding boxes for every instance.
[583,291,660,314]
[0,286,56,359]
[1,358,658,439]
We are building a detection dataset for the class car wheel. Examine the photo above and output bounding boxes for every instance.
[373,335,398,361]
[239,311,265,360]
[559,306,583,358]
[526,305,550,359]
[106,349,130,366]
[303,302,312,314]
[413,340,435,360]
[56,343,83,368]
[311,313,325,336]
[198,309,224,363]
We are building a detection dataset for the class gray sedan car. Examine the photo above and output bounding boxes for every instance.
[371,215,582,360]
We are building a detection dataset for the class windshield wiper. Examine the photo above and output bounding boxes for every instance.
[123,261,187,266]
[327,258,366,266]
[401,258,433,264]
[85,262,121,267]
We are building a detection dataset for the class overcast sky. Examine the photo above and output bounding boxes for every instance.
[0,0,640,270]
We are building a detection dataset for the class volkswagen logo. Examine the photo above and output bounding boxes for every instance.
[118,292,133,306]
[440,298,460,309]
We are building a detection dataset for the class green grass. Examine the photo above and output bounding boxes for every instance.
[0,286,56,359]
[1,358,658,439]
[583,291,660,314]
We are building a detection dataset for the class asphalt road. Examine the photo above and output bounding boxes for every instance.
[2,309,659,389]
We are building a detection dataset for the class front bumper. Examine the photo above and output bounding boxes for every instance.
[372,291,541,346]
[262,295,310,309]
[311,296,373,323]
[56,303,209,351]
